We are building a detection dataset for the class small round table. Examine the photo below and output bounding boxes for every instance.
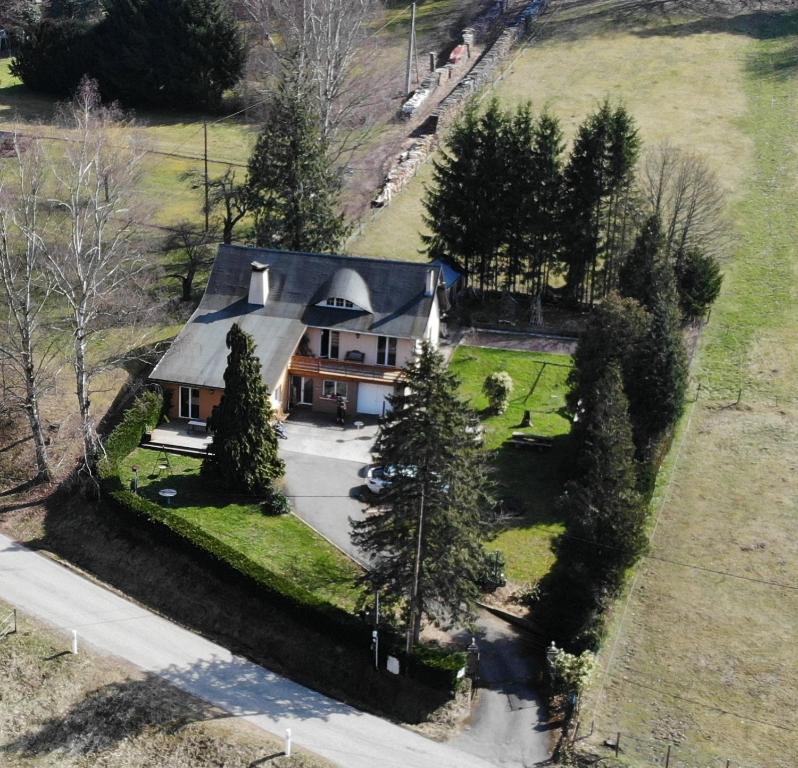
[158,488,177,505]
[353,420,364,430]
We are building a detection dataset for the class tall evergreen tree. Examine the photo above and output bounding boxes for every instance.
[94,0,245,109]
[566,292,650,423]
[423,99,508,291]
[626,266,689,461]
[247,75,349,252]
[561,101,640,304]
[527,110,565,294]
[202,324,284,494]
[351,342,491,646]
[618,214,665,311]
[560,361,647,591]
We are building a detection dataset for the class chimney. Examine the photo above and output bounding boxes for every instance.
[424,268,436,297]
[248,261,269,305]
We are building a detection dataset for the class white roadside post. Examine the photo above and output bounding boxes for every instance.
[285,728,292,757]
[71,629,78,655]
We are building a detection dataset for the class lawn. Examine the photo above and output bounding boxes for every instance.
[119,448,365,613]
[450,346,573,583]
[0,599,331,768]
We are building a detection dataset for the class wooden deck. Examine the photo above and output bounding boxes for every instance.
[288,355,403,383]
[146,423,212,455]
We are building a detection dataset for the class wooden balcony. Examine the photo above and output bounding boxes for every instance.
[288,355,403,384]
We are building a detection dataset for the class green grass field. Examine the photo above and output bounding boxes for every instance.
[450,346,573,583]
[119,449,365,613]
[352,2,798,764]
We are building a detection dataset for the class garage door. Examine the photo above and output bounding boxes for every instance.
[357,383,394,416]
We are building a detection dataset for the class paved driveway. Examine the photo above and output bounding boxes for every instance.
[280,414,377,563]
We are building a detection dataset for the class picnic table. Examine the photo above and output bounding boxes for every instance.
[505,433,554,451]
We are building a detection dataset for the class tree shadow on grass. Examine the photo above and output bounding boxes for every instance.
[1,654,358,762]
[1,672,218,759]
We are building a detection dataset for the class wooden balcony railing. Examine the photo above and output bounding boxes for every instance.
[289,355,403,383]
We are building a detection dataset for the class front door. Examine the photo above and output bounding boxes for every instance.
[291,375,314,406]
[179,386,200,419]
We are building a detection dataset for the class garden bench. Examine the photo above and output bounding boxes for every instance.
[188,419,207,434]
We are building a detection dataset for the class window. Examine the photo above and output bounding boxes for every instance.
[179,386,200,419]
[320,329,340,359]
[325,297,356,309]
[322,380,348,399]
[377,336,397,366]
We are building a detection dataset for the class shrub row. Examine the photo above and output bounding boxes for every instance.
[99,391,465,692]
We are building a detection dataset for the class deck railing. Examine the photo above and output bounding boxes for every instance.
[289,355,403,383]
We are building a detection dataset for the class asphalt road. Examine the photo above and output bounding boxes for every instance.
[452,611,553,767]
[0,532,497,768]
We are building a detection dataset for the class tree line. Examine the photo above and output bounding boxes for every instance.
[424,98,725,317]
[539,207,722,651]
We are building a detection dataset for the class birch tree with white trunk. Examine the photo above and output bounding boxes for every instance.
[46,79,145,468]
[0,137,57,482]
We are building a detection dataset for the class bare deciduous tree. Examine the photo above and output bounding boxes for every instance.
[0,137,57,482]
[639,142,728,263]
[46,79,145,466]
[182,166,249,244]
[243,0,375,139]
[162,222,214,302]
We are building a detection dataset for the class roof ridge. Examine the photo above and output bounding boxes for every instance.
[218,243,438,271]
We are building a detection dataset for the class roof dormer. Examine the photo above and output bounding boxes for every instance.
[313,267,373,313]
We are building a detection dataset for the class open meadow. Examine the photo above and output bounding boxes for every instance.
[352,1,798,765]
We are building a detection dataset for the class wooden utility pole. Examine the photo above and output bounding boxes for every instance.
[203,121,210,232]
[404,2,417,96]
[405,485,425,654]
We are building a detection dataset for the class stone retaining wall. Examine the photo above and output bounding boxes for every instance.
[371,0,548,209]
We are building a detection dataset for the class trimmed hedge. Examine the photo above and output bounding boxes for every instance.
[99,391,465,692]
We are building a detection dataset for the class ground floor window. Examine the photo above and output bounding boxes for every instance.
[322,380,348,399]
[179,386,200,419]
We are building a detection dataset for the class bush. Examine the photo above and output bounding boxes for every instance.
[262,487,291,516]
[483,370,513,414]
[10,18,95,96]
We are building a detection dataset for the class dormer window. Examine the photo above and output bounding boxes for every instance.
[326,297,355,309]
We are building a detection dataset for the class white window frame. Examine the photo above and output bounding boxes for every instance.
[179,386,200,419]
[377,336,398,367]
[321,380,348,399]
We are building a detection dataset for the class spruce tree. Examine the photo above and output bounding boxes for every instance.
[560,361,647,591]
[561,101,639,304]
[566,292,650,423]
[626,266,689,461]
[675,247,723,321]
[527,110,565,294]
[423,99,508,291]
[351,342,491,646]
[247,75,349,252]
[94,0,245,109]
[618,214,665,311]
[202,324,284,494]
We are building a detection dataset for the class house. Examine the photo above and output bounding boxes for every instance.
[150,245,444,421]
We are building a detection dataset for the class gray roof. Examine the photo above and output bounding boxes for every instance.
[150,245,440,390]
